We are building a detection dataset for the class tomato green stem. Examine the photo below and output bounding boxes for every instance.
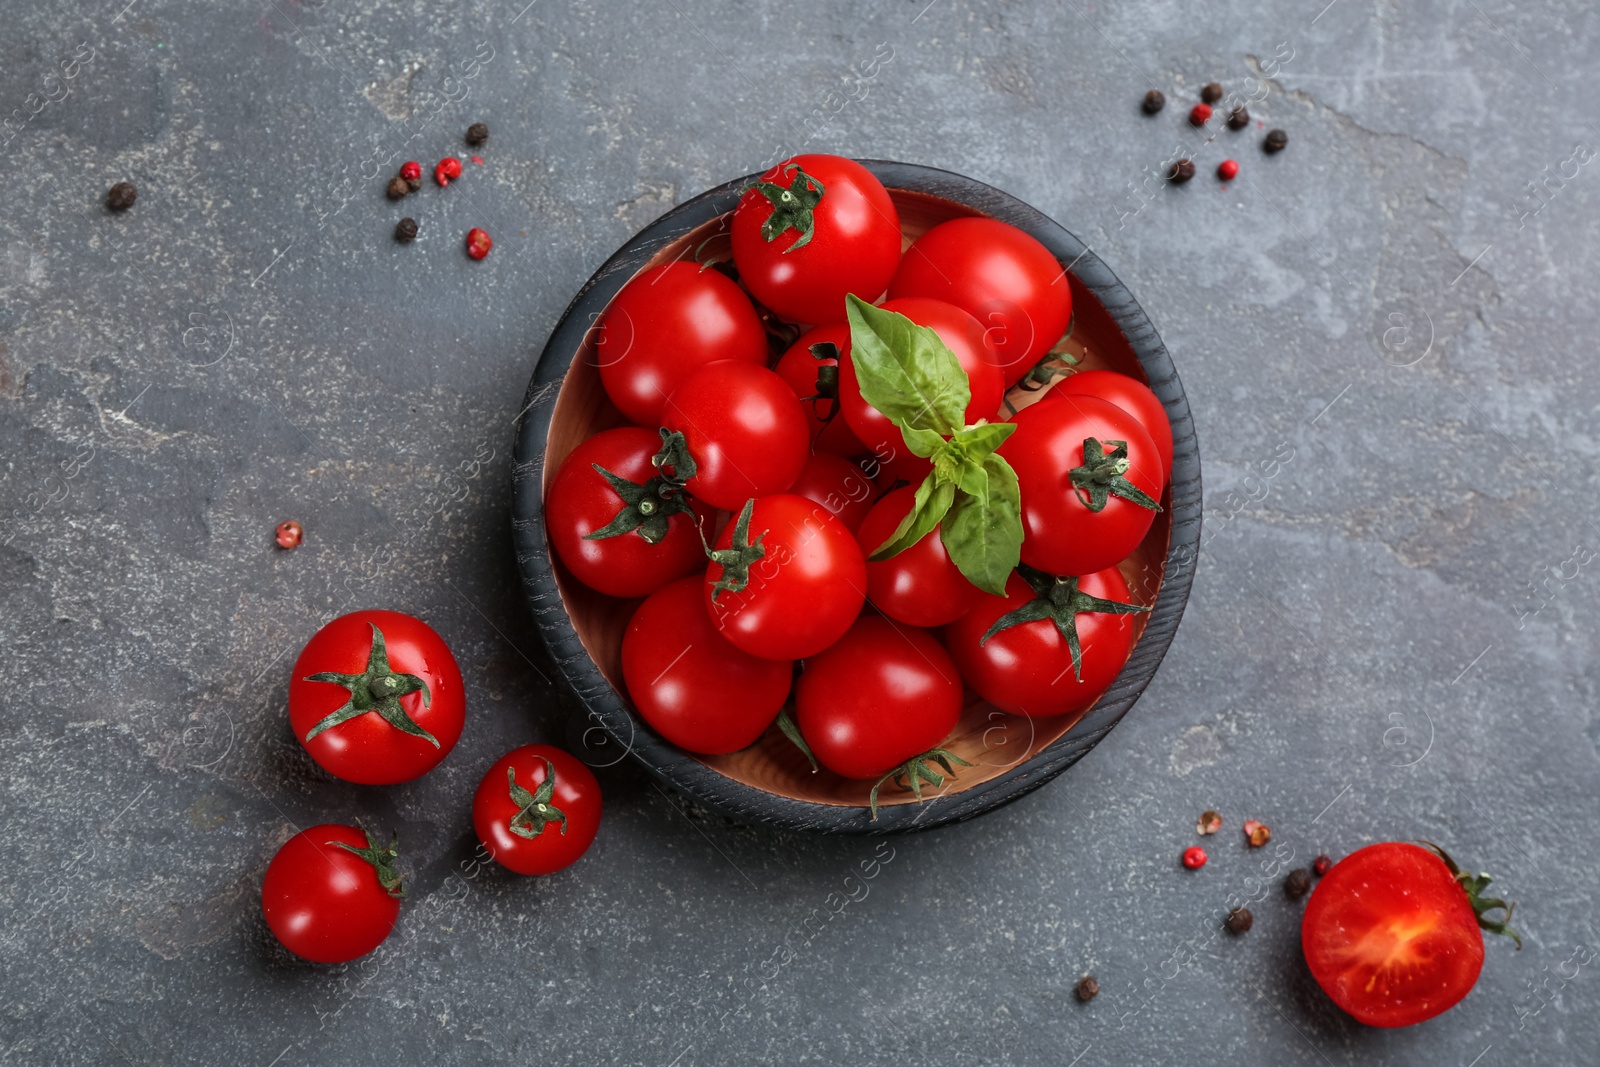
[302,623,438,747]
[1418,841,1523,949]
[330,827,406,898]
[869,748,973,820]
[1069,437,1162,514]
[979,563,1151,682]
[507,759,568,839]
[706,499,766,600]
[748,164,825,252]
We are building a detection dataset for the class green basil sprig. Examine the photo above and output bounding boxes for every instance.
[845,295,1023,596]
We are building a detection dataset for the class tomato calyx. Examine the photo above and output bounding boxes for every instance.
[1419,840,1523,949]
[748,164,825,252]
[302,623,439,748]
[1014,317,1081,394]
[979,563,1150,681]
[706,498,767,600]
[775,706,818,773]
[507,758,569,839]
[330,827,406,898]
[846,296,1023,595]
[586,433,699,546]
[1069,438,1163,514]
[868,748,974,820]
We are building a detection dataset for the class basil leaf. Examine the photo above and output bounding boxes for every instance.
[901,424,945,461]
[845,295,968,436]
[940,453,1022,595]
[869,475,956,561]
[952,420,1015,459]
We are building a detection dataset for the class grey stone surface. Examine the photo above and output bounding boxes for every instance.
[2,0,1598,1064]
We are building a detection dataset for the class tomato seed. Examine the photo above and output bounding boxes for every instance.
[465,227,493,260]
[1182,846,1208,869]
[275,520,303,549]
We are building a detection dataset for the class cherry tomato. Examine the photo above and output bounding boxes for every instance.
[1042,370,1173,486]
[945,567,1140,718]
[837,297,1004,482]
[998,394,1163,576]
[731,154,902,325]
[775,323,867,456]
[786,451,876,535]
[660,360,810,512]
[471,745,602,876]
[545,427,709,598]
[794,615,962,779]
[262,824,402,963]
[594,261,767,426]
[889,217,1072,385]
[622,577,792,753]
[856,486,982,626]
[1303,842,1499,1027]
[289,610,465,785]
[704,494,866,660]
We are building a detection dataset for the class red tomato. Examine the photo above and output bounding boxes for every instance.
[794,615,962,779]
[704,494,866,660]
[472,745,602,876]
[786,452,877,535]
[775,324,867,457]
[289,610,465,785]
[1303,843,1496,1027]
[999,394,1163,576]
[594,261,767,426]
[545,427,709,598]
[856,486,982,626]
[622,577,792,753]
[262,824,402,963]
[1042,370,1173,486]
[837,297,1004,481]
[660,360,810,511]
[889,217,1071,385]
[731,154,902,325]
[945,567,1140,718]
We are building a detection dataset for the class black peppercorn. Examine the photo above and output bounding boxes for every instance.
[386,176,410,200]
[1201,82,1223,104]
[1227,107,1250,130]
[1167,158,1196,183]
[465,122,489,146]
[1225,907,1253,935]
[1076,976,1099,1002]
[106,182,137,210]
[1141,89,1165,115]
[1284,868,1313,900]
[405,177,422,193]
[394,217,418,242]
[1264,128,1289,153]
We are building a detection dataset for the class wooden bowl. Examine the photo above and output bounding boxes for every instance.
[510,161,1201,834]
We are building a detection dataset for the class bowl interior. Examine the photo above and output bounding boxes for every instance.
[541,187,1171,810]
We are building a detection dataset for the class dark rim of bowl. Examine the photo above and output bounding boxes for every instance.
[511,159,1202,835]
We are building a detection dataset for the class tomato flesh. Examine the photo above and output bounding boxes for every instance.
[1302,842,1486,1027]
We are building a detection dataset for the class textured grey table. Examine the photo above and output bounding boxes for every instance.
[3,1,1597,1064]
